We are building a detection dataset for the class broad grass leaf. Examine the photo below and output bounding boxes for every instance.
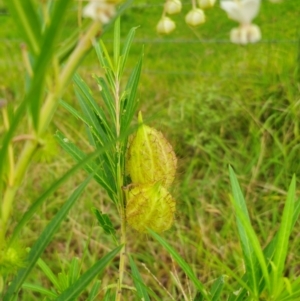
[29,0,72,129]
[54,245,122,301]
[229,195,270,294]
[229,166,260,296]
[271,175,296,296]
[229,197,300,300]
[4,0,41,55]
[3,177,92,301]
[210,275,225,301]
[149,229,210,300]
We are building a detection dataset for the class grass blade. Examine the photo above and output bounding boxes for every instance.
[86,280,101,301]
[229,166,260,296]
[149,229,210,300]
[271,175,296,296]
[9,147,106,245]
[129,255,151,301]
[3,177,92,301]
[29,0,72,129]
[113,17,120,69]
[54,245,122,301]
[120,54,143,135]
[229,195,270,294]
[210,275,225,301]
[21,283,58,299]
[119,27,137,77]
[36,257,60,291]
[4,0,41,55]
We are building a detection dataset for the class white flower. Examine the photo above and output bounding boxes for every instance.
[230,24,261,44]
[83,0,116,24]
[165,0,182,15]
[198,0,216,9]
[156,17,176,34]
[220,0,261,25]
[185,9,205,27]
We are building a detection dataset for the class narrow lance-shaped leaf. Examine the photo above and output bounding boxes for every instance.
[92,208,116,236]
[9,148,106,245]
[120,53,143,136]
[119,26,137,78]
[113,17,120,69]
[55,131,117,202]
[54,245,123,301]
[129,255,151,301]
[3,177,92,301]
[29,0,72,130]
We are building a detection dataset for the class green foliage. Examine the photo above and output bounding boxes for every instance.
[1,1,300,300]
[129,255,151,301]
[151,168,299,301]
[3,177,92,301]
[92,208,116,238]
[54,245,122,301]
[149,229,210,300]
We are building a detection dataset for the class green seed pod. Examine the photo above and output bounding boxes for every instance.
[126,183,176,233]
[126,112,177,188]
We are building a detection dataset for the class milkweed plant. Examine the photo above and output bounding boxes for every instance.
[0,0,300,301]
[157,0,263,45]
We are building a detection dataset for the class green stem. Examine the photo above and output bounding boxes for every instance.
[0,21,101,239]
[38,21,101,135]
[0,185,18,236]
[116,209,126,301]
[113,67,126,300]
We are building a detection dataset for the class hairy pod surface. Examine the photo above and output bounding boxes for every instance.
[126,183,176,233]
[126,112,177,188]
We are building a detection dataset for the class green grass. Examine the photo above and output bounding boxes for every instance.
[1,0,300,300]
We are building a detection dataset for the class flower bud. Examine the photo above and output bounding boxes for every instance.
[198,0,216,9]
[185,9,205,27]
[126,183,176,233]
[156,17,176,35]
[126,112,177,188]
[83,0,116,24]
[165,0,182,15]
[230,24,261,45]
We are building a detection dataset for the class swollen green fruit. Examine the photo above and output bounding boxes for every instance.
[126,183,176,233]
[126,112,177,188]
